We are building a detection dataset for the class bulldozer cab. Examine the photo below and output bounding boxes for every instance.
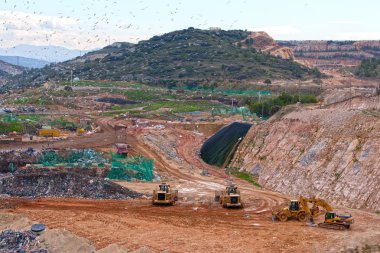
[226,185,238,195]
[289,200,300,211]
[159,183,170,192]
[325,212,336,220]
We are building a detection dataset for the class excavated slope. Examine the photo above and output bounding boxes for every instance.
[232,104,380,211]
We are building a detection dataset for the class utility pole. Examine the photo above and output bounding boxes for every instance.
[349,74,352,109]
[298,80,301,102]
[70,70,73,86]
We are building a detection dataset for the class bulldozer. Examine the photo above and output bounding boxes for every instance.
[215,184,242,208]
[272,196,354,230]
[152,183,178,205]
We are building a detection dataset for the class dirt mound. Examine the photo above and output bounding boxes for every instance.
[0,171,142,199]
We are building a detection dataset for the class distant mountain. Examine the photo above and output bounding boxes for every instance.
[0,44,95,63]
[2,28,322,92]
[0,55,50,69]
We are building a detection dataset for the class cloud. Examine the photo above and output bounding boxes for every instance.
[253,25,301,36]
[334,32,380,40]
[0,10,152,50]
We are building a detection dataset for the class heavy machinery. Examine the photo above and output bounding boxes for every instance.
[38,129,60,137]
[272,196,314,222]
[319,212,354,230]
[152,183,178,205]
[272,196,354,230]
[215,184,243,208]
[115,143,130,157]
[272,196,335,222]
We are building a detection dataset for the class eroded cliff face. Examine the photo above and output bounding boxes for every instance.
[241,32,294,59]
[232,102,380,211]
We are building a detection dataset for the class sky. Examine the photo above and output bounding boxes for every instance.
[0,0,379,50]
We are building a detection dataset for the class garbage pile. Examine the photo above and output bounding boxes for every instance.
[0,148,38,173]
[0,170,143,199]
[0,230,48,253]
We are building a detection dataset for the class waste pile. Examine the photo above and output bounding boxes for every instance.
[0,230,48,253]
[0,170,143,199]
[0,148,38,173]
[200,122,251,167]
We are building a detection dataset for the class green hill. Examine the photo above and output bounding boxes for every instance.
[3,28,321,91]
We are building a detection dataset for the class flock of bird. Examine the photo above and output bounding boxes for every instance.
[0,0,247,60]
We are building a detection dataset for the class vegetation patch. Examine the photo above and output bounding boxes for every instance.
[248,92,317,117]
[229,168,261,188]
[355,58,380,78]
[0,122,23,134]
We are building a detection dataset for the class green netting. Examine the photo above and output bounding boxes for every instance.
[107,153,153,181]
[221,89,272,96]
[36,149,107,167]
[211,106,261,122]
[1,115,18,122]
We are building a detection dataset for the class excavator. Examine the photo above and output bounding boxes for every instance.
[215,184,243,208]
[152,183,178,205]
[272,196,354,230]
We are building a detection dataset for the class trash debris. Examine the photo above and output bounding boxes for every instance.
[0,169,143,199]
[0,230,48,253]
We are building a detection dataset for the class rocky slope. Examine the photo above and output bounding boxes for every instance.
[241,32,294,59]
[279,40,380,69]
[231,96,380,211]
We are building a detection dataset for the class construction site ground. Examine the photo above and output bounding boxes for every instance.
[1,113,380,253]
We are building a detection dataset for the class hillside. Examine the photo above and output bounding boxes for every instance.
[3,28,320,91]
[279,40,380,69]
[231,96,380,211]
[0,60,24,86]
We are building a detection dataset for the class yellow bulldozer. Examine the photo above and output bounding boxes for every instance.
[272,196,354,230]
[215,184,243,208]
[152,183,178,205]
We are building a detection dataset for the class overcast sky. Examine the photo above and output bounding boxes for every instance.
[0,0,379,50]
